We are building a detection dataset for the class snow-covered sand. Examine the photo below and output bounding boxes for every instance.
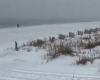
[0,21,100,80]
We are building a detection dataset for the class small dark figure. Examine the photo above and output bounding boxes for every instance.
[17,24,19,28]
[15,41,18,51]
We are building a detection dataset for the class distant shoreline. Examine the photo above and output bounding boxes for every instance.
[0,20,100,29]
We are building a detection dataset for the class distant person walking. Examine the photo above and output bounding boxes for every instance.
[15,41,18,51]
[17,24,20,28]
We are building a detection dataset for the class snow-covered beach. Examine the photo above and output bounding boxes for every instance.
[1,21,100,80]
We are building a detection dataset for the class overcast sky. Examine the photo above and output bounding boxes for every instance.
[0,0,100,25]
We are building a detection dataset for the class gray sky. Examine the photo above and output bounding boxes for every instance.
[0,0,100,25]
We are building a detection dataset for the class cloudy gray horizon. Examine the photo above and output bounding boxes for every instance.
[0,0,100,25]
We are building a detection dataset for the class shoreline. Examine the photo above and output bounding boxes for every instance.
[0,20,100,29]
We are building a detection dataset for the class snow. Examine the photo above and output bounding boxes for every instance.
[0,21,100,80]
